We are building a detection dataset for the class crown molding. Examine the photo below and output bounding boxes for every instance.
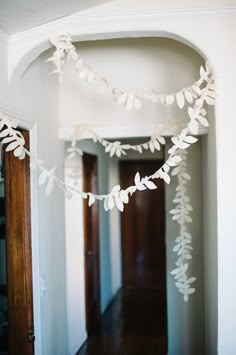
[59,124,208,141]
[0,28,9,44]
[0,102,35,130]
[9,5,236,42]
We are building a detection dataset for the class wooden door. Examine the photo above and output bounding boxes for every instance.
[4,130,34,355]
[120,160,166,290]
[82,153,100,334]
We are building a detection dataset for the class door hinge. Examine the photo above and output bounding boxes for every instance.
[27,330,35,343]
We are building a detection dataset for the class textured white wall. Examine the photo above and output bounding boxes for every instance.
[202,106,218,355]
[108,157,122,294]
[65,157,87,355]
[0,36,9,107]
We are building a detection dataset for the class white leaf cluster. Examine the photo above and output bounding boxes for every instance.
[170,149,196,302]
[47,34,108,90]
[47,33,214,111]
[112,89,142,111]
[66,124,166,159]
[38,166,57,196]
[0,113,26,160]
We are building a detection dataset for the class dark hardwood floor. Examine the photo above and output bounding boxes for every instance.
[77,288,167,355]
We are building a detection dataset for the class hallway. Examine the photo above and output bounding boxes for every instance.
[77,288,167,355]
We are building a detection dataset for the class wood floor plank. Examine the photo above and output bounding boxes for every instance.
[77,288,167,355]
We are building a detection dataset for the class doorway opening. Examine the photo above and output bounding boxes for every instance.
[77,147,168,354]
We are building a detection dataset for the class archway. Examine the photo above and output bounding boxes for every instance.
[10,29,217,355]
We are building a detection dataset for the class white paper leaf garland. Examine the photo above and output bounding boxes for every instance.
[0,35,215,304]
[0,110,195,212]
[66,124,166,161]
[47,33,214,111]
[170,149,196,302]
[0,114,26,160]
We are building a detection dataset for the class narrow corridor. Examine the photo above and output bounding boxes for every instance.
[77,288,167,355]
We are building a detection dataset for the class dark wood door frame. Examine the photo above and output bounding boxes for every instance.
[4,129,34,355]
[82,153,100,334]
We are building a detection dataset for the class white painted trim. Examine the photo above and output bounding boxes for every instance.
[59,124,208,140]
[0,102,35,130]
[69,331,87,355]
[8,4,236,81]
[0,28,8,44]
[10,5,236,42]
[29,122,42,355]
[0,105,42,355]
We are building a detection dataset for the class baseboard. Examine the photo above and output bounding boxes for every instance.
[69,331,87,355]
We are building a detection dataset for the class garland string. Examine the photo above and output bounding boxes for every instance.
[46,33,215,111]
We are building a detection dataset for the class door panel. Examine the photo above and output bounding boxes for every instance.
[83,153,100,334]
[4,130,34,355]
[120,160,166,289]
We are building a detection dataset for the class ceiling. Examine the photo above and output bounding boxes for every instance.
[0,0,235,35]
[0,0,113,34]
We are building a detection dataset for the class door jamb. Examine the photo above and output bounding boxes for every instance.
[0,104,42,355]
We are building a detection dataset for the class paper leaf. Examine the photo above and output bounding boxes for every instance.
[188,121,198,135]
[112,185,121,193]
[5,140,19,152]
[104,197,109,211]
[0,129,10,138]
[153,139,160,151]
[159,170,170,184]
[176,92,185,109]
[144,180,157,190]
[172,167,181,176]
[134,97,142,110]
[170,155,182,164]
[149,141,155,153]
[126,94,134,111]
[88,194,96,207]
[197,115,209,127]
[184,90,193,104]
[120,190,129,204]
[158,136,166,145]
[115,196,124,212]
[108,196,114,209]
[134,172,141,185]
[117,93,127,105]
[165,95,175,105]
[38,170,48,185]
[2,136,15,144]
[13,145,23,157]
[184,136,198,144]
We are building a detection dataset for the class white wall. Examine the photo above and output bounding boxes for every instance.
[0,33,9,107]
[108,157,122,294]
[5,49,68,355]
[65,156,87,355]
[202,106,218,355]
